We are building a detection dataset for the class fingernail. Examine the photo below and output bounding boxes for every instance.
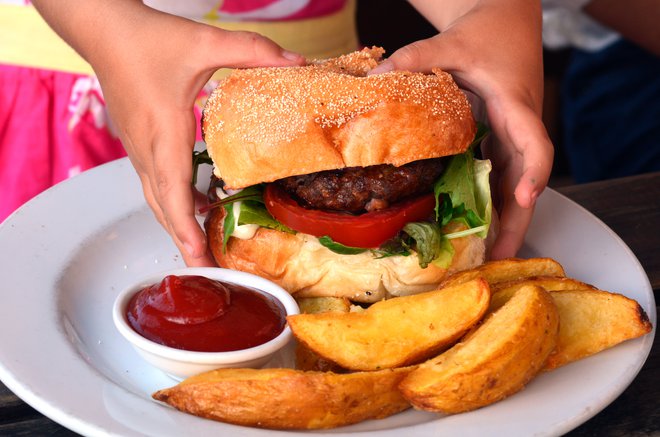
[368,60,394,76]
[282,50,304,62]
[529,190,539,205]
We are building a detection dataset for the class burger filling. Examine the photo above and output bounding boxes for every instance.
[200,126,492,270]
[276,158,444,213]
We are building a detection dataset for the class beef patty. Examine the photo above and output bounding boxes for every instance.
[276,158,444,213]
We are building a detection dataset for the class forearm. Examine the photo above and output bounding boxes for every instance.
[32,0,144,67]
[407,0,479,31]
[31,0,216,79]
[408,0,541,33]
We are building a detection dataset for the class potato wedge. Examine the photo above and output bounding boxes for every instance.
[399,285,559,414]
[295,296,351,372]
[490,276,595,312]
[544,289,653,370]
[153,366,413,429]
[296,296,352,314]
[287,278,491,371]
[484,278,652,369]
[295,343,348,372]
[440,257,566,288]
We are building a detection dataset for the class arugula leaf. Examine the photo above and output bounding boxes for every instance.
[192,149,213,186]
[237,201,294,233]
[444,224,488,240]
[471,122,490,149]
[219,185,294,253]
[373,238,412,258]
[318,236,368,255]
[221,204,236,253]
[318,235,414,258]
[402,222,443,268]
[436,193,454,227]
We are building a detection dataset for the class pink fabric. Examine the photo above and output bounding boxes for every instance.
[0,64,214,223]
[0,65,126,222]
[218,0,346,21]
[0,0,346,223]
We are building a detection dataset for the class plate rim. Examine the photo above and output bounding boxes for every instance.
[0,158,655,437]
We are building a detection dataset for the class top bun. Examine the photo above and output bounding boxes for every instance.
[202,47,476,189]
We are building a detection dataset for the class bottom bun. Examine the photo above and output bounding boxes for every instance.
[206,208,487,303]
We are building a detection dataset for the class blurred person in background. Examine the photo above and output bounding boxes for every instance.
[0,0,355,223]
[8,0,554,268]
[543,0,660,183]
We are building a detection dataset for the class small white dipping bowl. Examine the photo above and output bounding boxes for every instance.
[113,267,299,380]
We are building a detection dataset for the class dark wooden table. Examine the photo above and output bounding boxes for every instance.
[1,172,658,436]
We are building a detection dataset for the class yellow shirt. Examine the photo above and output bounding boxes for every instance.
[0,1,357,76]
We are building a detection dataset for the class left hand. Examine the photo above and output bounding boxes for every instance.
[369,0,554,259]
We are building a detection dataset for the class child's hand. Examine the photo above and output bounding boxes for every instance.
[34,0,305,266]
[370,0,554,259]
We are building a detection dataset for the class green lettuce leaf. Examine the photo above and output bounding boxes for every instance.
[402,222,443,268]
[431,236,456,269]
[433,147,492,240]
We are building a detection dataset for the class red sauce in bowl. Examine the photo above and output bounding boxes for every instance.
[126,275,286,352]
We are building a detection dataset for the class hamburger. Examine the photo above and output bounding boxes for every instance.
[201,47,493,303]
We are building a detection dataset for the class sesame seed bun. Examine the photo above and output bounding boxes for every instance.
[201,47,476,189]
[201,47,488,301]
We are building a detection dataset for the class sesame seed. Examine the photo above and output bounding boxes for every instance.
[202,47,472,154]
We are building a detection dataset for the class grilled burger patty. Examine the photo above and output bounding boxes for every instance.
[276,158,445,213]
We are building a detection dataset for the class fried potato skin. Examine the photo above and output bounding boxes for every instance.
[485,277,652,369]
[489,276,595,312]
[440,257,566,288]
[296,296,352,314]
[153,367,413,429]
[399,285,560,414]
[287,278,491,371]
[544,289,653,370]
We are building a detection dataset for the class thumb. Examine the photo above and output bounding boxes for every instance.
[368,36,461,75]
[209,30,306,69]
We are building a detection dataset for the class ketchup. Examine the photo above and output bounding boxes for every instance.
[127,275,286,352]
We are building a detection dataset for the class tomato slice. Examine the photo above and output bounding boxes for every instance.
[264,184,436,248]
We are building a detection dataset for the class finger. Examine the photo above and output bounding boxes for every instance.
[513,121,554,209]
[486,98,554,208]
[490,193,534,259]
[209,30,306,69]
[138,150,214,266]
[139,172,167,229]
[148,117,212,265]
[139,169,214,266]
[484,101,553,258]
[368,38,440,75]
[368,34,473,79]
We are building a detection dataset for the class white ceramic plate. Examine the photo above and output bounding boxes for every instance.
[0,158,655,437]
